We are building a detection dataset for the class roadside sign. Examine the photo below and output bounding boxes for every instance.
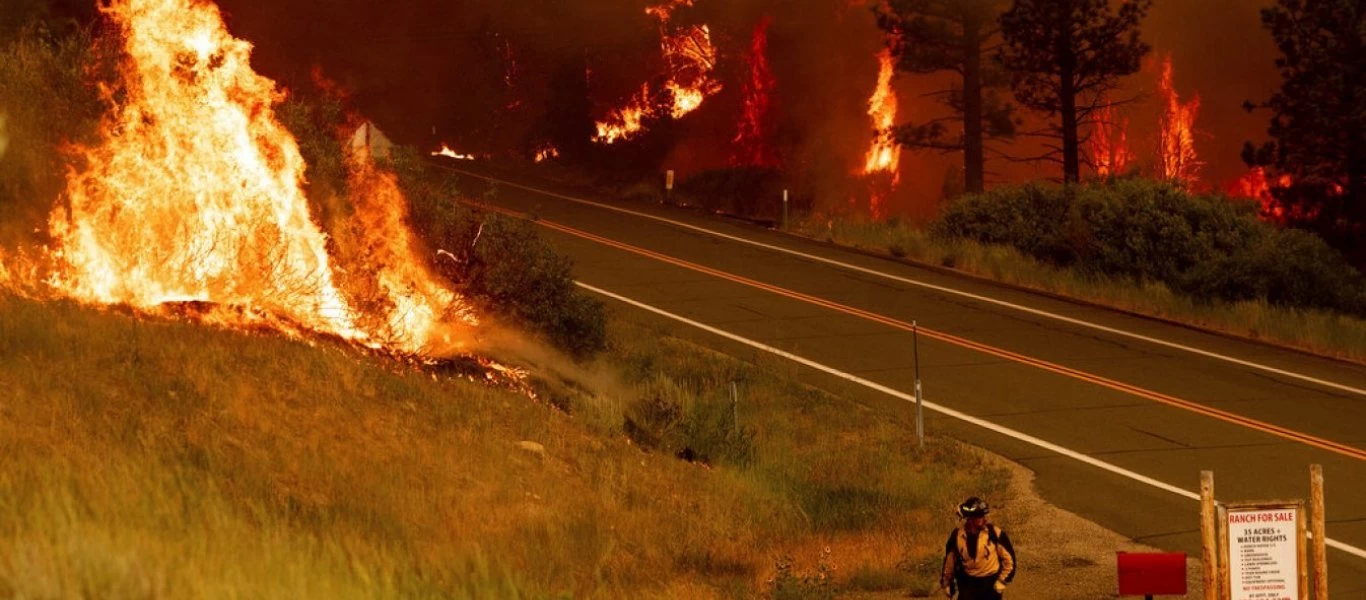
[1221,501,1307,600]
[665,169,675,191]
[1117,552,1188,597]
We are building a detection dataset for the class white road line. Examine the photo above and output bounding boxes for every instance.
[576,281,1366,562]
[443,165,1366,399]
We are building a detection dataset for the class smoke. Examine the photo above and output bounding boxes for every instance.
[0,112,8,161]
[200,0,1279,206]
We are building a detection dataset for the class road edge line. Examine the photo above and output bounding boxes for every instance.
[575,280,1366,562]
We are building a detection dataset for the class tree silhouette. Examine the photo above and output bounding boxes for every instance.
[875,0,1016,195]
[1243,0,1366,262]
[996,0,1151,182]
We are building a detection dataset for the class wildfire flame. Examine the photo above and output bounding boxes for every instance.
[533,144,559,163]
[862,48,901,218]
[1230,167,1288,222]
[592,0,720,144]
[432,143,477,160]
[4,0,476,356]
[1157,55,1201,186]
[864,49,901,177]
[594,84,651,145]
[731,16,778,167]
[1089,103,1133,178]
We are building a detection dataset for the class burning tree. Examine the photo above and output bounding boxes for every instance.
[875,0,1016,195]
[1086,102,1132,178]
[731,16,779,167]
[1155,54,1202,187]
[997,0,1152,183]
[1243,0,1366,261]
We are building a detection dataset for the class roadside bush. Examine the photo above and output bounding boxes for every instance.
[406,196,608,359]
[935,180,1366,314]
[0,24,111,244]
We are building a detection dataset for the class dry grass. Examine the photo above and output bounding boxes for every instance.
[0,294,1005,598]
[796,216,1366,363]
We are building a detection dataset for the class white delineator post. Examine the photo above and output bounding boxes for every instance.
[782,189,789,231]
[913,320,923,448]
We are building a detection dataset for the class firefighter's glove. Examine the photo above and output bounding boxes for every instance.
[994,580,1007,594]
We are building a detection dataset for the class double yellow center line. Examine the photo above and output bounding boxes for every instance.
[472,200,1366,463]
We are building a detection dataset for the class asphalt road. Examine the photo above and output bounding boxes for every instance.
[444,162,1366,596]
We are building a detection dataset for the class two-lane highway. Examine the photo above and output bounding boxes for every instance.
[442,162,1366,595]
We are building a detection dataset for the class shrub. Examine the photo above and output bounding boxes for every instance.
[0,24,112,245]
[935,180,1366,314]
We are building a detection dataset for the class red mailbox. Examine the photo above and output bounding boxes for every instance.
[1117,552,1187,598]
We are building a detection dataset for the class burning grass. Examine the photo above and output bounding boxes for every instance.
[0,292,1008,597]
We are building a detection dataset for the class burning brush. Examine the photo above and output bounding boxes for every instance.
[0,0,525,390]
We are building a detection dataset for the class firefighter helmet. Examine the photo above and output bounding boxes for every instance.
[958,496,990,518]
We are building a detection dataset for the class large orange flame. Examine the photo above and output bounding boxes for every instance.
[592,0,720,144]
[1089,103,1133,178]
[1156,55,1201,186]
[6,0,475,356]
[864,50,901,177]
[862,49,901,218]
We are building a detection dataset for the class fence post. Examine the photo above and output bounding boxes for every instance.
[730,380,739,433]
[1311,464,1328,599]
[1201,470,1218,600]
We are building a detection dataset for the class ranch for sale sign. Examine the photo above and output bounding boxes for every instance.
[1222,502,1307,600]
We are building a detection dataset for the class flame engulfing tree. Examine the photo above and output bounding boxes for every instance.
[996,0,1151,183]
[1244,0,1366,261]
[874,0,1015,195]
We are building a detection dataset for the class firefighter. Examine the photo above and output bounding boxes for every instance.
[940,496,1016,599]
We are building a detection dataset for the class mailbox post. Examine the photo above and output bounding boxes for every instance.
[1118,552,1188,600]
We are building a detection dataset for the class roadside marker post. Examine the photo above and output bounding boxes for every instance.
[665,169,675,204]
[913,320,923,448]
[782,189,789,231]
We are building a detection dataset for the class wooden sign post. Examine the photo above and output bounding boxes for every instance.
[1309,465,1327,600]
[1202,471,1218,600]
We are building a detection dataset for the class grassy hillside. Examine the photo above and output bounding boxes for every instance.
[0,293,1009,598]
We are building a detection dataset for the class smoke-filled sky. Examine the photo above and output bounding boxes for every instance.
[54,0,1287,215]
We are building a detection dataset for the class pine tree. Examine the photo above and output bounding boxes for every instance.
[1243,0,1366,261]
[875,0,1016,195]
[996,0,1151,183]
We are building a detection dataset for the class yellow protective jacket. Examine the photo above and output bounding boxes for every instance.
[941,524,1016,585]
